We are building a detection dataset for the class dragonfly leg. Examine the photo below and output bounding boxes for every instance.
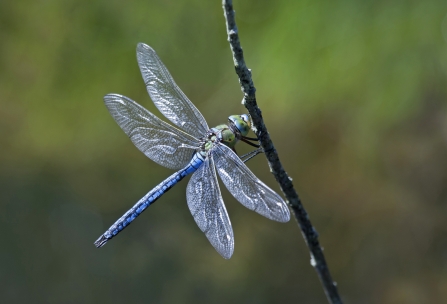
[240,147,264,163]
[241,135,259,141]
[240,137,260,148]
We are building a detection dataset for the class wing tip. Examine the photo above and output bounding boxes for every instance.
[136,42,154,54]
[263,204,290,223]
[220,236,235,259]
[103,93,119,100]
[275,207,291,223]
[103,93,129,106]
[221,253,233,260]
[219,246,234,259]
[280,207,291,223]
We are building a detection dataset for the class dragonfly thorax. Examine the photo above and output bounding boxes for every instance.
[202,124,237,151]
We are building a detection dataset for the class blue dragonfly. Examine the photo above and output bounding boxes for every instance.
[94,43,290,259]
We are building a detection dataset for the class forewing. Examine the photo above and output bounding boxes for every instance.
[213,144,290,222]
[104,94,199,170]
[137,43,209,138]
[186,156,234,259]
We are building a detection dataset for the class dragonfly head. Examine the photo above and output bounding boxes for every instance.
[228,114,251,137]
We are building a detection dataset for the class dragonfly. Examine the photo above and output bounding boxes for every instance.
[94,43,290,259]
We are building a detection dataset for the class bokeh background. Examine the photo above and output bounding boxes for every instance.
[1,0,447,303]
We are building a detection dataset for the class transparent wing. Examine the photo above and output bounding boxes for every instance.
[213,144,290,222]
[186,155,234,259]
[104,94,200,170]
[137,43,209,138]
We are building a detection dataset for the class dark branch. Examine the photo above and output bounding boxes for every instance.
[222,1,343,303]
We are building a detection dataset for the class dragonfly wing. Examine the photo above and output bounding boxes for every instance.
[213,144,290,222]
[186,155,234,259]
[137,43,209,138]
[104,94,199,170]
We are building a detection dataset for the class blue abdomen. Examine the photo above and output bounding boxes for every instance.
[94,152,205,247]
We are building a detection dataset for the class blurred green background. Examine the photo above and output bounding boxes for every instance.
[1,0,447,303]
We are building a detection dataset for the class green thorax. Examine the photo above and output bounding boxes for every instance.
[215,124,238,148]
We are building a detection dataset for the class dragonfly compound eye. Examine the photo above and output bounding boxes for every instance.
[240,114,251,129]
[228,115,250,137]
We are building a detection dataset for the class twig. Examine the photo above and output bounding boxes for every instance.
[222,1,343,303]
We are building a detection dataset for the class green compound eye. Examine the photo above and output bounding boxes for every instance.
[228,114,250,136]
[241,114,250,124]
